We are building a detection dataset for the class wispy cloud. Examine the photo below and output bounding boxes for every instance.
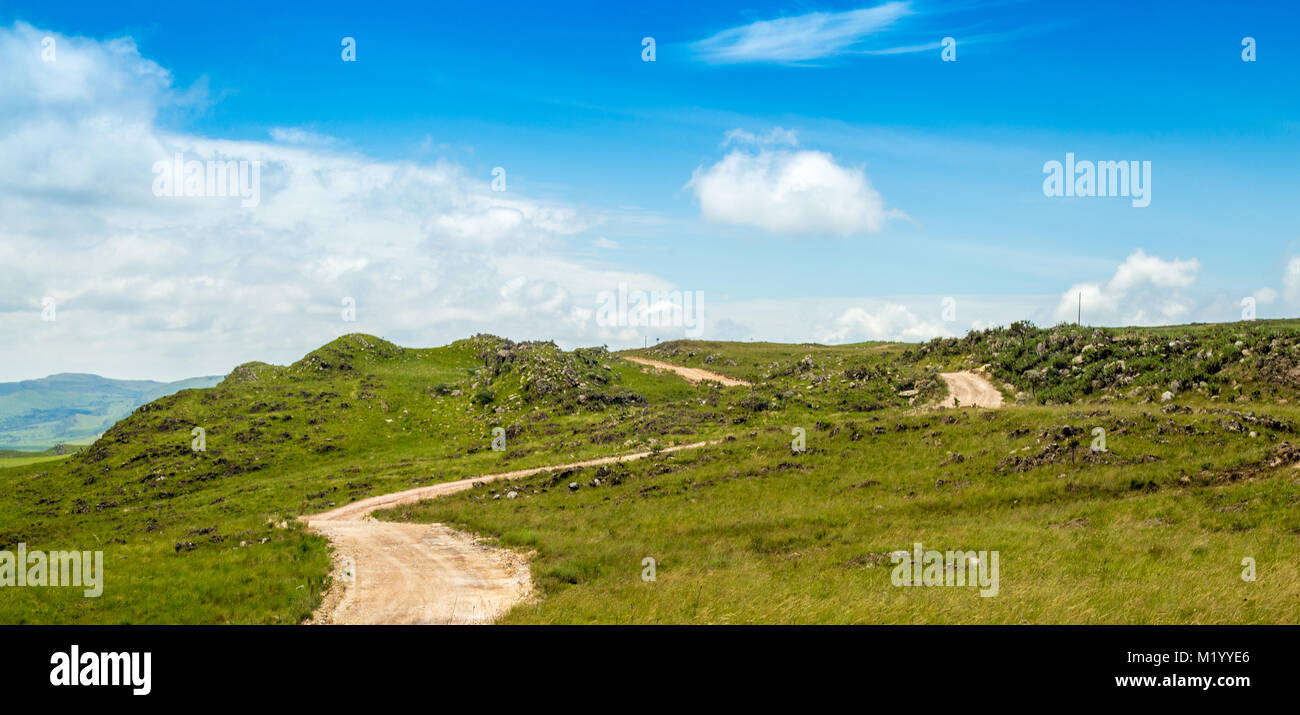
[688,1,1044,64]
[269,127,339,147]
[690,3,914,64]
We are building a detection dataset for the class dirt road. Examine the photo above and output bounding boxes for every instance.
[622,356,751,386]
[939,370,1004,408]
[303,441,712,624]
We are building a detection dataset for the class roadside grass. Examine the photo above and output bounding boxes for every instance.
[380,401,1300,623]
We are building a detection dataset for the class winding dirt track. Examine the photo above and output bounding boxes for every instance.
[303,441,712,624]
[938,370,1004,408]
[302,361,999,623]
[622,356,751,386]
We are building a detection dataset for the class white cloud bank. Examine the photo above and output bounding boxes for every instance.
[1052,249,1200,326]
[0,22,680,381]
[819,303,949,343]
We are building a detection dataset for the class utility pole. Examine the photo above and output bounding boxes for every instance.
[1077,292,1081,325]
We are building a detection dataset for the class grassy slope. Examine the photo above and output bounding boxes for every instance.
[918,318,1300,404]
[3,325,1298,623]
[0,334,738,623]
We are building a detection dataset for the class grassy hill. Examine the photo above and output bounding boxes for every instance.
[0,372,224,451]
[917,318,1300,404]
[1,326,1297,624]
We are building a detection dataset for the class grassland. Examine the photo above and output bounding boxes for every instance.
[383,402,1300,623]
[0,334,736,623]
[0,453,73,469]
[2,325,1298,624]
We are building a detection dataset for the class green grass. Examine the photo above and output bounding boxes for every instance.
[3,327,1299,624]
[920,318,1300,404]
[0,453,73,469]
[0,334,738,623]
[381,402,1300,623]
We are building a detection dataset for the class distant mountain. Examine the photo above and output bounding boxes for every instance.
[0,373,224,451]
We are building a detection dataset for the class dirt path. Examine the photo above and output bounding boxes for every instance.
[939,370,1004,408]
[303,441,712,624]
[622,356,751,386]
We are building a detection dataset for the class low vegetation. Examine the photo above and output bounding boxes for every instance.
[2,323,1298,623]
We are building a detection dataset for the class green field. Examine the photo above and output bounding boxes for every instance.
[2,323,1298,624]
[0,454,73,469]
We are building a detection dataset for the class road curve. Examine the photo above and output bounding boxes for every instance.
[622,356,751,386]
[303,441,713,624]
[938,371,1004,409]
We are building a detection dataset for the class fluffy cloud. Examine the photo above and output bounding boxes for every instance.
[687,144,898,236]
[1052,250,1200,326]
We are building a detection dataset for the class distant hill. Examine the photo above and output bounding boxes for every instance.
[0,372,224,451]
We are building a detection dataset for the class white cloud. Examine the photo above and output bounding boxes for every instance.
[687,146,898,236]
[689,3,912,64]
[1052,250,1200,326]
[1283,257,1300,305]
[1253,287,1277,306]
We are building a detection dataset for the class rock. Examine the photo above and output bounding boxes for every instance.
[1161,391,1174,402]
[568,482,579,491]
[506,490,518,499]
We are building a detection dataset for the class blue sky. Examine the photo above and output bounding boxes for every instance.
[2,1,1299,380]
